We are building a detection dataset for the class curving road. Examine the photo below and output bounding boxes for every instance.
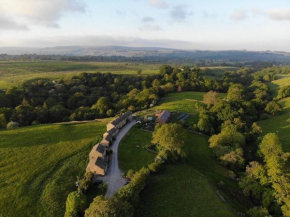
[101,120,136,198]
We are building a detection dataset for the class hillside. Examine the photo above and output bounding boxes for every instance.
[0,121,106,217]
[1,46,290,62]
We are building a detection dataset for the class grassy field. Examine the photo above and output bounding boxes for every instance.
[135,132,245,217]
[0,61,161,89]
[119,127,155,173]
[258,96,290,151]
[0,121,106,217]
[259,75,290,151]
[267,74,290,97]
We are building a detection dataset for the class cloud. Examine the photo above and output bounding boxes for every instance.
[231,9,248,21]
[170,5,193,22]
[0,0,86,27]
[142,16,155,22]
[139,24,162,31]
[269,8,290,21]
[203,12,217,19]
[0,14,28,30]
[149,0,169,9]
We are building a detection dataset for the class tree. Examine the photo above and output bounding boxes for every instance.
[152,123,186,161]
[0,114,7,128]
[227,84,245,102]
[264,101,283,115]
[92,97,111,114]
[64,191,87,217]
[259,133,290,216]
[277,85,290,100]
[203,90,219,105]
[247,206,271,217]
[85,196,134,217]
[209,126,245,169]
[137,69,142,75]
[6,121,19,129]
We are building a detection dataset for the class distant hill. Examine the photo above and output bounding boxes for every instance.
[0,46,290,62]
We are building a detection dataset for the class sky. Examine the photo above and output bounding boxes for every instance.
[0,0,290,51]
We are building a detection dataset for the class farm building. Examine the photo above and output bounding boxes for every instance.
[106,111,133,131]
[156,110,170,124]
[86,143,108,176]
[101,127,119,146]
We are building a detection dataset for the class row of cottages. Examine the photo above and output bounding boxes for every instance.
[86,143,108,176]
[156,110,170,124]
[86,111,133,176]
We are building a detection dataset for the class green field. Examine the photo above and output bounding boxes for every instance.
[0,61,161,89]
[119,127,155,173]
[135,132,245,217]
[0,121,106,217]
[267,74,290,97]
[259,75,290,151]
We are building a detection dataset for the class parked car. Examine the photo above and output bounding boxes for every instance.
[93,180,103,185]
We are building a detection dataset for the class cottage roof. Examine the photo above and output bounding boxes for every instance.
[95,157,107,170]
[157,110,170,122]
[110,111,132,126]
[96,144,106,154]
[107,127,118,135]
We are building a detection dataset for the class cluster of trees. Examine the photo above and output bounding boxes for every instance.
[240,133,290,216]
[193,66,289,216]
[0,65,236,128]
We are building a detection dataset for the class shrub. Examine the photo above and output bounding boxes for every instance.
[127,169,134,178]
[64,191,87,217]
[148,162,162,174]
[6,121,19,129]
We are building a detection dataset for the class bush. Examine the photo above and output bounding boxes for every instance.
[78,172,93,193]
[148,162,162,174]
[127,169,134,178]
[64,191,87,217]
[6,121,19,129]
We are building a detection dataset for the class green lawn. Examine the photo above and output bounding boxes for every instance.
[0,121,106,217]
[135,132,246,217]
[119,127,155,173]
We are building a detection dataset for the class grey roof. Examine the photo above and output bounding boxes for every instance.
[107,127,118,135]
[96,144,106,154]
[95,157,107,170]
[157,110,170,122]
[111,111,132,126]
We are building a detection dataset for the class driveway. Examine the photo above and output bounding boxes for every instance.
[98,120,136,198]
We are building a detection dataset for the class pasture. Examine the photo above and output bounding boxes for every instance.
[259,97,290,151]
[135,132,246,217]
[0,121,106,217]
[259,75,290,151]
[0,61,160,89]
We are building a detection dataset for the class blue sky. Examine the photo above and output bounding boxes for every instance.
[0,0,290,51]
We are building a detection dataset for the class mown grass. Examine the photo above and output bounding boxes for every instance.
[135,132,245,217]
[0,61,161,89]
[119,127,155,173]
[0,121,106,217]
